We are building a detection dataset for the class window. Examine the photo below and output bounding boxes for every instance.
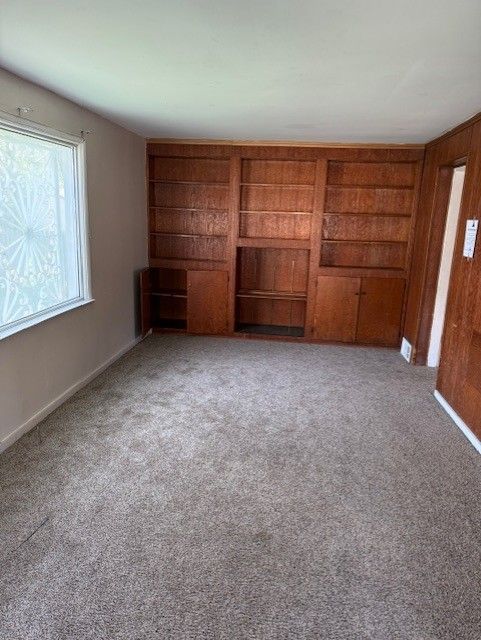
[0,115,91,339]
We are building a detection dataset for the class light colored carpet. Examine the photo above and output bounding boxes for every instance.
[1,335,481,640]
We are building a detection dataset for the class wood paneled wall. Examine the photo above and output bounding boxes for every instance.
[404,113,481,438]
[145,141,424,345]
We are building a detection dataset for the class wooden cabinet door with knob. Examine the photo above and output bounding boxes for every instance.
[312,275,361,342]
[187,270,229,335]
[356,277,405,346]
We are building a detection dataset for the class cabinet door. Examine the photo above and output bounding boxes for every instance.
[139,268,152,337]
[187,270,229,335]
[312,276,360,342]
[356,277,405,346]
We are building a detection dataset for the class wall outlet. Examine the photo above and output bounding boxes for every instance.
[400,338,412,363]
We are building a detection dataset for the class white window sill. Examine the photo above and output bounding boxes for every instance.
[0,298,95,342]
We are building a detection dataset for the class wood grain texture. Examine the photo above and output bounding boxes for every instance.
[147,143,424,164]
[227,157,241,333]
[150,268,187,292]
[403,126,471,356]
[318,266,404,279]
[150,209,228,236]
[325,187,413,215]
[425,111,481,149]
[146,143,423,346]
[149,157,230,182]
[237,237,310,249]
[404,164,453,361]
[321,241,407,269]
[466,331,481,393]
[150,183,229,210]
[305,160,328,338]
[237,247,309,294]
[322,215,410,242]
[436,121,481,437]
[187,270,229,335]
[241,159,316,184]
[150,258,228,270]
[236,297,305,328]
[312,276,360,342]
[239,211,311,240]
[327,161,416,187]
[240,185,314,213]
[356,278,405,346]
[150,235,227,261]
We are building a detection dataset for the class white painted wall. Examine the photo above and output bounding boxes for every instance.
[0,68,147,451]
[427,166,466,367]
[1,1,481,142]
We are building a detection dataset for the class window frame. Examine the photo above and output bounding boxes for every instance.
[0,113,93,341]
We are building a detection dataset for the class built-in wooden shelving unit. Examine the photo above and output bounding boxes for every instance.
[141,142,424,345]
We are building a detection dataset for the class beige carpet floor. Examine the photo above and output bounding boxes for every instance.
[1,335,481,639]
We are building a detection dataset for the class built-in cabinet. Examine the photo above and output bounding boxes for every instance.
[311,276,405,345]
[311,276,359,342]
[140,142,423,347]
[140,267,228,336]
[187,270,228,334]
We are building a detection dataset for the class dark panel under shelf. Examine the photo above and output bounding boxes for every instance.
[153,318,187,330]
[236,324,304,337]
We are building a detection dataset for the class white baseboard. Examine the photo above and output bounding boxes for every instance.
[434,390,481,455]
[0,335,144,454]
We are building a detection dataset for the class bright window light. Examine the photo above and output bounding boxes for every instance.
[0,116,92,340]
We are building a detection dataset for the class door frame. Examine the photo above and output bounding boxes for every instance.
[426,165,466,366]
[406,154,468,364]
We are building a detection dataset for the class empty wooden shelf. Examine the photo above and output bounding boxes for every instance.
[141,142,423,346]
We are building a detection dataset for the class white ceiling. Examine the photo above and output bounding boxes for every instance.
[1,0,480,143]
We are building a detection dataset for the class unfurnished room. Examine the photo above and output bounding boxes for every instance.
[1,2,481,639]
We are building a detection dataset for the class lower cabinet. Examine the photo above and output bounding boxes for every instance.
[141,268,405,347]
[312,276,359,342]
[140,268,229,336]
[355,277,405,346]
[186,270,228,335]
[311,275,405,346]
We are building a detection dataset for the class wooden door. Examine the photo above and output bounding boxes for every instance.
[356,277,405,346]
[187,270,229,335]
[312,276,360,342]
[140,268,152,337]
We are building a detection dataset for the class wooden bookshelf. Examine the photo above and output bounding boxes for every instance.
[141,143,424,345]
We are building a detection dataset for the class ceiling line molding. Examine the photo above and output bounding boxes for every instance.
[426,111,481,149]
[147,138,425,149]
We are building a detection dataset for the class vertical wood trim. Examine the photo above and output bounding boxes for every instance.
[305,159,328,336]
[146,149,152,265]
[401,158,424,350]
[227,156,241,332]
[140,268,152,336]
[353,276,363,341]
[412,165,454,363]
